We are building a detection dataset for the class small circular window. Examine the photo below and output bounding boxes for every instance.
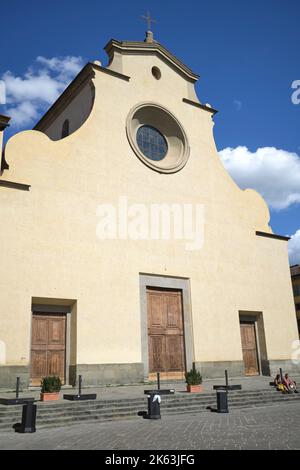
[136,125,167,161]
[152,66,161,80]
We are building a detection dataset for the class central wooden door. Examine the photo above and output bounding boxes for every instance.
[147,287,185,380]
[30,313,66,385]
[240,321,259,376]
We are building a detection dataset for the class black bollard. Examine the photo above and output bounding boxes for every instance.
[145,392,161,419]
[157,372,160,391]
[216,390,228,413]
[63,374,96,401]
[280,368,283,382]
[78,375,82,396]
[0,377,34,406]
[211,370,241,413]
[16,377,20,399]
[15,401,37,433]
[225,369,229,403]
[225,370,229,388]
[220,370,229,413]
[139,389,175,419]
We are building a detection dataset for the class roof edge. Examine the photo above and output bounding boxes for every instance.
[104,39,199,82]
[34,63,95,131]
[256,231,290,241]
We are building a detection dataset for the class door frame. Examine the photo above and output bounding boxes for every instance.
[139,273,194,379]
[239,320,260,376]
[30,304,71,386]
[239,311,270,376]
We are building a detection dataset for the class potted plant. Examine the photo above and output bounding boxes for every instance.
[40,376,62,401]
[185,367,203,392]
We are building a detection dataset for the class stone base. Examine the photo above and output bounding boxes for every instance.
[196,360,300,379]
[195,361,245,379]
[2,360,298,390]
[69,363,144,386]
[0,363,144,390]
[0,366,29,390]
[268,360,300,377]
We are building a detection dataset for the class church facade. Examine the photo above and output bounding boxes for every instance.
[0,32,298,388]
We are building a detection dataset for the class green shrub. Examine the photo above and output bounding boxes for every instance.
[41,376,62,393]
[185,368,202,385]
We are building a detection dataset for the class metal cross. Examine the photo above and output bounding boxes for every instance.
[141,11,157,31]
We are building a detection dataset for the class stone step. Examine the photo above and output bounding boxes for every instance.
[2,396,299,432]
[0,389,278,416]
[1,391,297,421]
[0,390,288,414]
[0,389,292,418]
[0,393,273,419]
[0,387,274,406]
[0,390,299,432]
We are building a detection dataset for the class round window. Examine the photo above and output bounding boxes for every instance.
[126,102,189,173]
[136,125,168,161]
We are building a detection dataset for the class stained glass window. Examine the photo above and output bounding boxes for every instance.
[136,125,168,161]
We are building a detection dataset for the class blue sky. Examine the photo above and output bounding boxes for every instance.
[1,0,300,262]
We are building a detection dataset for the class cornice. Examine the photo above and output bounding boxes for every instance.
[104,39,199,82]
[182,98,218,115]
[0,179,30,191]
[0,115,11,131]
[256,231,290,241]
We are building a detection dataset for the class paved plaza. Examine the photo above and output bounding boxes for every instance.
[0,401,299,450]
[1,375,295,400]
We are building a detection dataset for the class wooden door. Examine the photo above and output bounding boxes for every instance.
[30,313,66,385]
[240,321,259,376]
[147,288,185,380]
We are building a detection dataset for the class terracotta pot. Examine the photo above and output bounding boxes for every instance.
[40,392,60,401]
[187,384,203,393]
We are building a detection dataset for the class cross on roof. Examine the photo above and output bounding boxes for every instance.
[141,11,157,31]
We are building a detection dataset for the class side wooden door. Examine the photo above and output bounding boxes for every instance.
[147,288,185,380]
[30,313,66,385]
[240,321,259,376]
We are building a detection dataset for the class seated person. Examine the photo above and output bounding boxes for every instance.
[283,373,298,393]
[274,374,288,393]
[274,374,281,386]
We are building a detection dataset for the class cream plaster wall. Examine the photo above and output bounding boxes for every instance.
[0,47,298,372]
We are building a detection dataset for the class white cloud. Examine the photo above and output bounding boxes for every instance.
[3,70,62,104]
[289,229,300,265]
[219,146,300,210]
[1,55,85,127]
[36,56,84,80]
[9,101,39,126]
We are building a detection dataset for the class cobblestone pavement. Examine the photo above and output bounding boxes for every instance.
[0,402,300,450]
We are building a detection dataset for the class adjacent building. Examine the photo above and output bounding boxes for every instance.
[291,265,300,336]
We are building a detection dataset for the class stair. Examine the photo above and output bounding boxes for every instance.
[0,388,299,432]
